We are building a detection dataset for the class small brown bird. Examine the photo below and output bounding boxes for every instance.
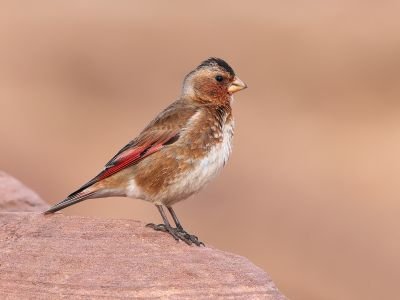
[45,58,247,246]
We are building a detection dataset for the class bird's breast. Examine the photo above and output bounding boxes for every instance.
[162,117,234,205]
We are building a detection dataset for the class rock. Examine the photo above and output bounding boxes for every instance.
[0,173,286,299]
[0,212,286,299]
[0,171,49,212]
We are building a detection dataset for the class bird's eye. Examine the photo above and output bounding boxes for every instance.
[215,75,224,82]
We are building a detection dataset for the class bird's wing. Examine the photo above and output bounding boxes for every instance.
[44,128,180,214]
[102,130,180,179]
[44,100,199,214]
[67,100,198,198]
[66,128,180,199]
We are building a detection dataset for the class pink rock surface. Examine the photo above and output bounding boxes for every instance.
[0,172,286,299]
[0,213,286,299]
[0,171,49,212]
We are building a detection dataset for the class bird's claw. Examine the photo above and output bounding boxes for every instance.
[177,228,205,246]
[146,223,180,241]
[146,223,205,246]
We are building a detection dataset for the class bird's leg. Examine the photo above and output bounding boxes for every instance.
[167,206,184,231]
[167,206,204,246]
[146,205,193,245]
[146,205,180,241]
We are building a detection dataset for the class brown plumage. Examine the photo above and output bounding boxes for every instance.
[45,57,247,246]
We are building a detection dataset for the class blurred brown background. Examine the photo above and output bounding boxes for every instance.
[1,1,400,299]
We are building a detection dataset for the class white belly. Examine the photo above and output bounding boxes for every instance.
[164,120,234,205]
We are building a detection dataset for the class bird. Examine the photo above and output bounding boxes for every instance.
[44,57,247,246]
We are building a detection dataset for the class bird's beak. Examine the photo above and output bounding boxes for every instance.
[228,76,247,94]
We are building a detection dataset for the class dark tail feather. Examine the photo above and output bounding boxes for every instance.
[44,191,97,214]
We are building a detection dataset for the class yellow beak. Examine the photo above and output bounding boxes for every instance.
[228,76,247,94]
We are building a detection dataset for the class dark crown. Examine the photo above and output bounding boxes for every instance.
[197,57,235,76]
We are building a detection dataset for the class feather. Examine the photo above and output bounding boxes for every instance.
[44,191,97,214]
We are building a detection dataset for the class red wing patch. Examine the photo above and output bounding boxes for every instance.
[97,145,147,180]
[97,131,178,181]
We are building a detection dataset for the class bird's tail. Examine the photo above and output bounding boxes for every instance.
[44,190,97,214]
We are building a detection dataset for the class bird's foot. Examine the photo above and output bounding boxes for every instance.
[146,223,204,246]
[176,227,205,247]
[146,223,180,242]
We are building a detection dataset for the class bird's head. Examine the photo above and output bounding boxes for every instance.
[182,57,247,104]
